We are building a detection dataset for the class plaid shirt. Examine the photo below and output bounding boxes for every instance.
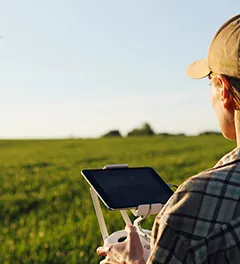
[148,147,240,264]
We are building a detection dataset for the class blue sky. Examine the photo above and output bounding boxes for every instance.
[0,1,239,138]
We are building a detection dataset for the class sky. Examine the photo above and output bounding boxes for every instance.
[0,1,239,138]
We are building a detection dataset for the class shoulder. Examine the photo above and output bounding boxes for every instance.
[155,162,240,237]
[175,160,240,202]
[173,160,240,199]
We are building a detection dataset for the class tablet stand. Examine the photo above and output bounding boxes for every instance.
[90,164,164,242]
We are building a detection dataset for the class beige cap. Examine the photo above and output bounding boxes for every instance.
[187,14,240,79]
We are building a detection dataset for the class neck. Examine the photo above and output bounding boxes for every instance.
[235,111,240,147]
[237,137,240,148]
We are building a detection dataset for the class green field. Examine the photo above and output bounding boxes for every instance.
[0,135,236,263]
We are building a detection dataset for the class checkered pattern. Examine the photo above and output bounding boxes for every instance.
[147,148,240,264]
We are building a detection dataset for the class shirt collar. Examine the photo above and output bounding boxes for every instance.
[214,147,240,168]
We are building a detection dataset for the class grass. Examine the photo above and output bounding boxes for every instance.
[0,135,236,263]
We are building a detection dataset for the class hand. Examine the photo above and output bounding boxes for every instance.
[96,225,146,264]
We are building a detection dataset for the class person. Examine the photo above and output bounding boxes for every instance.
[97,13,240,264]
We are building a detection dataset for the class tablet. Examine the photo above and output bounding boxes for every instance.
[81,167,173,210]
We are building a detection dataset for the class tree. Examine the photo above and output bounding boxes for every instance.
[102,130,122,138]
[199,131,221,136]
[127,122,155,137]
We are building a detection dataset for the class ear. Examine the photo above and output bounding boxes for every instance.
[216,75,234,110]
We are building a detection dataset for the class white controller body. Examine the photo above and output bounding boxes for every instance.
[104,229,151,261]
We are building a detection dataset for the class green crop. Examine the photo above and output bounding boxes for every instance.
[0,135,235,263]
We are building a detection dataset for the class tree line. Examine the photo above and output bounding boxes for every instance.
[101,122,221,138]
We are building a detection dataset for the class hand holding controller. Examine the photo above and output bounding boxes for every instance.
[103,227,151,262]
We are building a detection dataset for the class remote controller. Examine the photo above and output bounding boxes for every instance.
[104,229,151,261]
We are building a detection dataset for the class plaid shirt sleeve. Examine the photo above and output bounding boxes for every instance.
[147,147,240,264]
[147,177,198,264]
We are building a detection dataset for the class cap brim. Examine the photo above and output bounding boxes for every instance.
[186,58,210,79]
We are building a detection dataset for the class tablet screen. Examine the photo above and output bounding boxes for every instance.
[82,167,173,210]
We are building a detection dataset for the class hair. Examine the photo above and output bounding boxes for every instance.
[224,75,240,110]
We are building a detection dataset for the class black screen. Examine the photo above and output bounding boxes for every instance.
[82,167,173,209]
